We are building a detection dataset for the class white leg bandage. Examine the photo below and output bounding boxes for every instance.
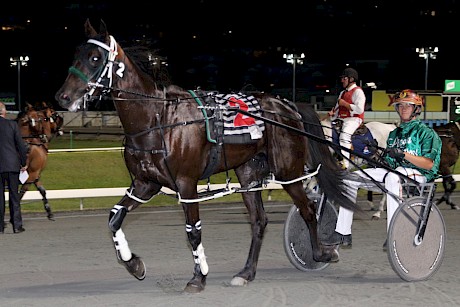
[192,243,209,275]
[113,229,132,262]
[185,220,202,232]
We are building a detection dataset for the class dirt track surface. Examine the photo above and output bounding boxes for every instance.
[1,195,460,307]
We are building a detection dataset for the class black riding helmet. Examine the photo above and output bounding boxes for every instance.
[340,68,359,82]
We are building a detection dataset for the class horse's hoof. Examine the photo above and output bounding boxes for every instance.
[330,248,340,262]
[451,205,459,210]
[322,245,340,263]
[184,282,205,293]
[371,214,380,220]
[122,254,146,280]
[47,214,55,221]
[230,276,248,287]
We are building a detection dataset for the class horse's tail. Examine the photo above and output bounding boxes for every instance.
[299,108,361,213]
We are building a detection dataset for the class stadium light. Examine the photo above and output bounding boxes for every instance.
[10,56,30,111]
[416,47,438,90]
[283,53,305,102]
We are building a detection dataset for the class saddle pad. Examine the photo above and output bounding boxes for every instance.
[212,93,265,144]
[332,127,376,156]
[352,131,376,156]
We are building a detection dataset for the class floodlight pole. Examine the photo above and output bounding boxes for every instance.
[283,53,305,102]
[416,47,438,90]
[10,56,30,111]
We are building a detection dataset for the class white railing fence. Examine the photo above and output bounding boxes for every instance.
[7,176,459,210]
[9,183,283,210]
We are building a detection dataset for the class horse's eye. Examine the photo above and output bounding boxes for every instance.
[91,56,100,63]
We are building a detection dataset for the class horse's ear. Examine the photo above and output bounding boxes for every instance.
[84,18,98,38]
[99,19,108,34]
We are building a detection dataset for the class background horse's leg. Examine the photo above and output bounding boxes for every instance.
[35,183,54,220]
[372,194,386,220]
[437,176,459,210]
[17,183,30,226]
[367,191,375,210]
[19,184,29,201]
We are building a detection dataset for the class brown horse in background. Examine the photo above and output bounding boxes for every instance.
[16,102,64,220]
[434,120,460,210]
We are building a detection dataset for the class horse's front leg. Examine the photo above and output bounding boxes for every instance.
[108,182,161,281]
[230,190,267,286]
[109,199,146,281]
[182,201,208,293]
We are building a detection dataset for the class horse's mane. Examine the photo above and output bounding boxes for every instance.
[124,46,172,89]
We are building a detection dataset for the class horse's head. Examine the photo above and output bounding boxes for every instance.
[40,102,64,138]
[16,104,50,143]
[50,110,64,136]
[55,19,124,112]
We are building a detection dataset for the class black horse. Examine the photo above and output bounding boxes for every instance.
[55,19,360,293]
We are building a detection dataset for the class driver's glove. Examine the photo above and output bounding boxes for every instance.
[387,148,405,162]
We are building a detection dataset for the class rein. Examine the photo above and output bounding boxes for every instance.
[124,118,206,140]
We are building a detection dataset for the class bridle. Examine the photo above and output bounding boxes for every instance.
[50,111,64,137]
[67,35,125,109]
[19,111,50,146]
[68,35,174,108]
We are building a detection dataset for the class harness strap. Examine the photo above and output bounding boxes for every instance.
[188,90,217,144]
[188,90,225,180]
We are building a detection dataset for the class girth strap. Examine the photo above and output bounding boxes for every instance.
[188,90,224,180]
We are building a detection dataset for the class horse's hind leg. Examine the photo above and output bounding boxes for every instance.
[284,182,339,263]
[372,194,386,220]
[230,189,267,286]
[35,183,54,220]
[367,191,375,210]
[437,176,459,210]
[228,155,272,286]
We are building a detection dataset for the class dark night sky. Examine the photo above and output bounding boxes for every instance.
[1,1,459,107]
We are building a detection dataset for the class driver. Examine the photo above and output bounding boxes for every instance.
[326,89,442,250]
[327,67,366,169]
